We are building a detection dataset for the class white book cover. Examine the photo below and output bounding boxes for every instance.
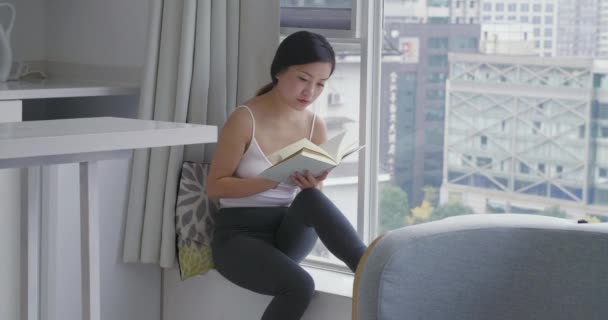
[259,131,364,185]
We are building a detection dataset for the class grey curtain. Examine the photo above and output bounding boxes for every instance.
[123,0,279,268]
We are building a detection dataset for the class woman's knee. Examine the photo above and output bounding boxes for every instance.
[279,269,315,301]
[293,188,326,206]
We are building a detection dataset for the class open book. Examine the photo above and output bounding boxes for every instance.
[259,131,365,185]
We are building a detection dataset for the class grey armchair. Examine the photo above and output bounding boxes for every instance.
[353,214,608,320]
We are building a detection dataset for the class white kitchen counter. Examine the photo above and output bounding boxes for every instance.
[0,117,213,165]
[0,78,138,100]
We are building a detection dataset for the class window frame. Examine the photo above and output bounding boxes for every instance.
[355,0,383,252]
[280,0,362,38]
[276,0,608,298]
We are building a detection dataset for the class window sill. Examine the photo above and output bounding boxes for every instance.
[302,264,354,298]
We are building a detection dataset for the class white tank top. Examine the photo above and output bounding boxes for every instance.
[219,105,317,208]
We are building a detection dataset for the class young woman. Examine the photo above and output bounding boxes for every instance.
[206,31,367,320]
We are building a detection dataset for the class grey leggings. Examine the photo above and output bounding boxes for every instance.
[211,188,367,320]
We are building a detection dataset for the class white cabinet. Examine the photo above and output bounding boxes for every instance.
[0,100,22,320]
[0,81,160,320]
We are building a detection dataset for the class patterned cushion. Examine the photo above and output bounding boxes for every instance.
[175,162,218,280]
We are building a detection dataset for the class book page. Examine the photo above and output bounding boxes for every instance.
[339,144,365,161]
[337,140,360,160]
[321,130,362,161]
[320,131,347,160]
[266,138,330,165]
[273,148,334,166]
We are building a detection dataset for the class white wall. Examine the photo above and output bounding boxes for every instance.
[2,0,46,61]
[163,268,352,320]
[3,0,149,66]
[45,0,150,67]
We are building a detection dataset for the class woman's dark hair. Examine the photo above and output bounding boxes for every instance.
[256,31,336,96]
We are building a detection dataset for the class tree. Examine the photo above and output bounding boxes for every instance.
[422,186,439,207]
[406,200,433,225]
[432,201,474,221]
[379,185,410,233]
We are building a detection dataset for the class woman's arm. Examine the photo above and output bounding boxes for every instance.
[206,109,278,199]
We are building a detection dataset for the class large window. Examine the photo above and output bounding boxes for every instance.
[281,0,608,272]
[376,0,607,236]
[306,42,363,266]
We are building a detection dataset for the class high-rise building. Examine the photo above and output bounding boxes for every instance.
[479,23,536,55]
[556,0,599,57]
[451,0,482,24]
[384,0,450,23]
[442,53,608,218]
[384,0,482,24]
[599,0,608,57]
[381,22,480,205]
[385,0,607,58]
[479,0,558,57]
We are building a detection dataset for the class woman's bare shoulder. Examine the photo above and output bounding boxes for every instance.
[221,106,254,142]
[227,106,253,125]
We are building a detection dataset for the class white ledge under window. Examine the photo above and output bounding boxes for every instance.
[302,262,354,298]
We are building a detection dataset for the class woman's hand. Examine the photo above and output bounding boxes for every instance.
[290,170,330,189]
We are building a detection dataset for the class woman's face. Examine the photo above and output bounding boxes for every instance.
[274,62,332,110]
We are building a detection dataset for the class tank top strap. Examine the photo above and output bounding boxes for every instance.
[238,105,256,143]
[309,112,317,140]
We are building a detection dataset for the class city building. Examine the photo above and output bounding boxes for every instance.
[386,0,606,58]
[442,53,608,218]
[451,0,481,24]
[385,0,481,24]
[479,23,536,55]
[599,0,608,57]
[556,0,599,57]
[381,21,480,205]
[479,0,558,57]
[385,0,450,24]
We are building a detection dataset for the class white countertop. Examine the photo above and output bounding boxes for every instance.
[0,117,217,161]
[0,78,139,100]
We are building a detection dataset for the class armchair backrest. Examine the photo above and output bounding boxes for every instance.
[353,214,608,320]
